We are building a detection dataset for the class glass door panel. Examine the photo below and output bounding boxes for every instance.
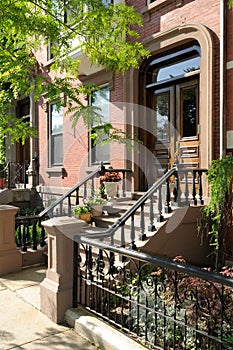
[177,80,199,168]
[154,87,175,173]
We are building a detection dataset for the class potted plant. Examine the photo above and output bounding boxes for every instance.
[100,169,121,200]
[72,203,92,223]
[87,192,107,217]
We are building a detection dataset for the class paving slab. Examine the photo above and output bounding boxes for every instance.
[0,288,67,350]
[0,265,46,291]
[16,330,98,350]
[0,266,98,350]
[16,284,41,310]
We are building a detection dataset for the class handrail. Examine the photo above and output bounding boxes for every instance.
[79,166,208,242]
[38,167,100,219]
[38,165,132,219]
[81,166,177,240]
[107,166,176,232]
[79,236,233,288]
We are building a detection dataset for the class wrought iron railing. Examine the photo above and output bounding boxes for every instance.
[1,161,29,189]
[81,166,207,250]
[15,215,46,251]
[73,239,233,350]
[15,164,132,252]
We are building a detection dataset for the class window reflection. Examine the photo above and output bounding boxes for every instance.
[155,92,169,141]
[181,86,197,137]
[157,57,200,82]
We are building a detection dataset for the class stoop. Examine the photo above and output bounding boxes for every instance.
[65,306,149,350]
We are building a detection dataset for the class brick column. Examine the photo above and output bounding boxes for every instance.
[40,216,87,323]
[0,205,21,275]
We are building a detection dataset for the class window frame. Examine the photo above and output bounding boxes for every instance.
[89,85,110,166]
[48,103,63,168]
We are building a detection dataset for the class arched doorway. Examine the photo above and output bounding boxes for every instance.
[125,24,214,191]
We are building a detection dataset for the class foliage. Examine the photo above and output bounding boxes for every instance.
[0,0,149,146]
[72,204,91,217]
[114,261,233,349]
[198,156,233,269]
[87,192,107,206]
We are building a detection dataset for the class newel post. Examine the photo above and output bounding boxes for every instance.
[0,205,21,275]
[40,216,86,323]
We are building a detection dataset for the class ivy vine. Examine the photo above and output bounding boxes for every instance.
[198,156,233,270]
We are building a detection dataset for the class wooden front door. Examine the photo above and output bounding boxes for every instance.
[139,43,201,190]
[152,78,199,175]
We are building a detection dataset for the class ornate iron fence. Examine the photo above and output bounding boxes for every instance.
[73,240,233,350]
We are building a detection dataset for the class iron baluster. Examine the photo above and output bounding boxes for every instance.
[184,170,189,203]
[119,225,126,262]
[32,220,37,250]
[140,203,146,241]
[75,188,79,205]
[165,176,172,213]
[120,225,125,248]
[157,187,164,222]
[122,171,126,197]
[26,219,31,246]
[191,170,197,205]
[17,222,22,247]
[84,183,87,200]
[97,249,104,281]
[39,222,46,247]
[109,251,115,275]
[59,202,62,216]
[68,195,71,216]
[129,213,137,250]
[173,169,181,206]
[22,222,27,252]
[197,170,204,205]
[86,245,93,281]
[148,195,156,231]
[91,177,95,196]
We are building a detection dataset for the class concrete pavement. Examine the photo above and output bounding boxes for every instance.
[0,265,98,350]
[0,264,148,350]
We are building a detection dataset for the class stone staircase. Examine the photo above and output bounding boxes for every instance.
[80,193,210,267]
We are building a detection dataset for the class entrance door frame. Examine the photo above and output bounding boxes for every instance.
[124,23,214,192]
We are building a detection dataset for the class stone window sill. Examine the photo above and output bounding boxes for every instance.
[46,167,67,178]
[141,0,182,15]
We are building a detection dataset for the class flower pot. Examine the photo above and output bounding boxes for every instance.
[104,182,118,200]
[91,204,104,217]
[79,212,92,223]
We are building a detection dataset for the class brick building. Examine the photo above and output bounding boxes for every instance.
[9,0,233,240]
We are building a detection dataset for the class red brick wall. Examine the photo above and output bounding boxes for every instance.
[37,0,223,188]
[226,6,233,132]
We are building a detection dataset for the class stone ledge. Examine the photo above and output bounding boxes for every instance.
[65,306,148,350]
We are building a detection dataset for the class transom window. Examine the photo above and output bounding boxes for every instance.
[146,45,200,88]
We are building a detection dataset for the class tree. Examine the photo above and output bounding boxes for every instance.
[0,0,149,147]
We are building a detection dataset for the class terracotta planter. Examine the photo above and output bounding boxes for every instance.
[79,212,92,224]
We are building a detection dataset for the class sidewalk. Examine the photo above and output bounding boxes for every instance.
[0,265,98,350]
